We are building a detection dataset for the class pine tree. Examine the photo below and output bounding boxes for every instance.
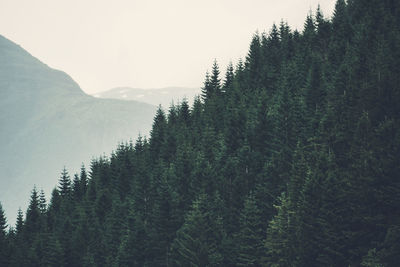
[245,33,263,90]
[265,192,297,266]
[171,194,224,266]
[235,193,264,266]
[24,187,41,241]
[0,203,6,236]
[117,214,149,266]
[58,167,71,198]
[0,202,9,267]
[15,208,24,235]
[329,0,351,68]
[201,71,212,102]
[261,24,282,93]
[150,106,167,161]
[223,61,235,92]
[150,170,179,266]
[178,98,191,127]
[47,188,61,232]
[41,234,64,267]
[210,59,221,96]
[72,173,81,201]
[315,4,331,53]
[80,164,88,195]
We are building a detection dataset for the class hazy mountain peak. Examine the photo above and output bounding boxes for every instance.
[0,34,84,96]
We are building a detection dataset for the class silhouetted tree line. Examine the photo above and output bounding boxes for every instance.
[1,0,399,265]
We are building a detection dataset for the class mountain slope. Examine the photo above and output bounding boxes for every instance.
[0,35,156,222]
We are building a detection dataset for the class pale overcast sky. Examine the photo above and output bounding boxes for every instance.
[0,0,336,94]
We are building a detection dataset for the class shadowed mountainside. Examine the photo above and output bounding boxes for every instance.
[0,35,156,223]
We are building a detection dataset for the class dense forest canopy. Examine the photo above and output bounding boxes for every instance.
[1,0,399,266]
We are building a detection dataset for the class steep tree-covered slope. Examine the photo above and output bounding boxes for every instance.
[0,35,156,223]
[1,0,399,266]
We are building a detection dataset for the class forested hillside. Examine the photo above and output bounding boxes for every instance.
[1,0,399,266]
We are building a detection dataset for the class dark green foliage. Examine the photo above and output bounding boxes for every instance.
[171,194,224,266]
[0,203,10,267]
[15,208,23,234]
[0,203,6,236]
[58,167,71,198]
[223,61,235,91]
[235,193,264,266]
[210,59,221,97]
[24,187,41,240]
[1,0,399,266]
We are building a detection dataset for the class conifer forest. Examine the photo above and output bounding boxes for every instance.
[1,0,400,266]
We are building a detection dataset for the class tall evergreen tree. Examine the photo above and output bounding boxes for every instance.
[235,193,264,266]
[58,167,71,198]
[150,106,167,161]
[171,194,224,266]
[223,61,235,92]
[15,208,24,235]
[0,202,9,267]
[210,59,221,96]
[24,187,41,240]
[201,71,212,102]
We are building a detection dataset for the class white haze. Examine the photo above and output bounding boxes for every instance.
[0,0,336,94]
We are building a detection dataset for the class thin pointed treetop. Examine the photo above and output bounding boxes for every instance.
[28,186,40,211]
[223,62,235,91]
[58,167,71,197]
[80,164,88,193]
[201,71,212,101]
[15,208,24,234]
[303,12,316,36]
[269,23,280,45]
[210,59,221,95]
[316,4,324,23]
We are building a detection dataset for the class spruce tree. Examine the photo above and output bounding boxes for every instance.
[171,194,224,266]
[201,71,212,102]
[223,61,235,92]
[0,203,6,236]
[235,193,264,266]
[80,164,88,195]
[150,106,167,161]
[58,167,71,198]
[210,59,221,96]
[15,208,24,235]
[72,173,81,201]
[245,33,262,90]
[24,187,41,241]
[0,202,9,267]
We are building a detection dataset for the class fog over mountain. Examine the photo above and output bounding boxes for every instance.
[94,86,200,108]
[0,35,156,223]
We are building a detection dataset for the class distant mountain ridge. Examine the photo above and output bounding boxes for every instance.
[0,35,156,224]
[94,86,200,108]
